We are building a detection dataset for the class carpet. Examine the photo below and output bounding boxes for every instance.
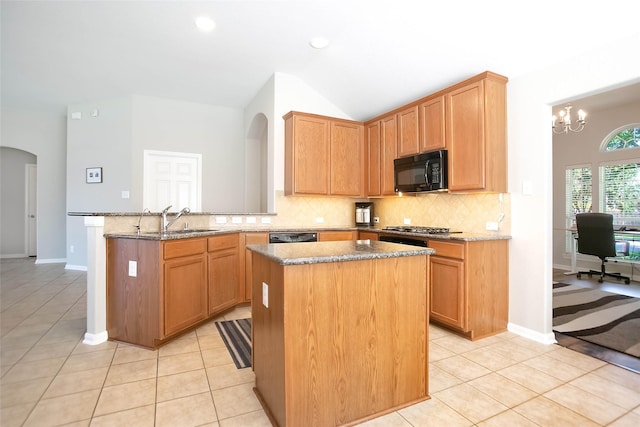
[553,283,640,358]
[215,318,252,369]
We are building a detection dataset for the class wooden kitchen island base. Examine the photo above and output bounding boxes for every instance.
[249,241,431,427]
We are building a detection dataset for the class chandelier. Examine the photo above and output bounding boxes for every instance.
[552,104,587,134]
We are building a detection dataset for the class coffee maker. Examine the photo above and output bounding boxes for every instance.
[355,202,374,227]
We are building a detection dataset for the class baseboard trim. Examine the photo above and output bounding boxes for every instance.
[65,264,88,271]
[35,258,67,264]
[508,322,557,345]
[83,331,108,346]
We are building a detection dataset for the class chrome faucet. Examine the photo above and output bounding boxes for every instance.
[135,208,151,235]
[162,205,191,232]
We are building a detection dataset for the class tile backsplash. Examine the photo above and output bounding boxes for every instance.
[103,191,510,235]
[271,191,510,234]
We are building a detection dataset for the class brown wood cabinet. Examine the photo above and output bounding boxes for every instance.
[366,121,381,196]
[251,251,428,426]
[366,116,397,196]
[396,105,419,157]
[317,230,357,241]
[330,121,365,195]
[428,238,509,340]
[284,111,364,197]
[207,234,240,315]
[380,114,398,195]
[419,95,446,152]
[240,232,269,302]
[358,231,379,240]
[446,73,507,192]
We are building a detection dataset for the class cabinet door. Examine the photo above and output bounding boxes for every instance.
[381,114,398,195]
[446,81,486,191]
[285,114,330,195]
[208,247,239,315]
[208,234,240,315]
[366,121,381,196]
[330,121,364,196]
[419,96,446,152]
[163,254,208,337]
[429,256,466,330]
[397,106,419,157]
[358,231,378,241]
[318,230,356,241]
[243,232,269,302]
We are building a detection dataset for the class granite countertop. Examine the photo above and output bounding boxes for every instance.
[370,229,512,241]
[103,227,510,241]
[247,240,434,266]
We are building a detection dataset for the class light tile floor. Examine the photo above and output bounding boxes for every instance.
[1,258,640,426]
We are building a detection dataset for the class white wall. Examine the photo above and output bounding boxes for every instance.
[0,108,67,263]
[66,97,133,269]
[507,32,640,343]
[65,95,246,267]
[131,95,245,213]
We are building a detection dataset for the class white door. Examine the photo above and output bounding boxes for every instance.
[26,164,37,256]
[143,150,202,211]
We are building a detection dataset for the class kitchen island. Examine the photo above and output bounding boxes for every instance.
[247,240,434,427]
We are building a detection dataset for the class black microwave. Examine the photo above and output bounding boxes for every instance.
[394,149,448,193]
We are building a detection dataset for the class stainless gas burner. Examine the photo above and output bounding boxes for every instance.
[384,225,457,234]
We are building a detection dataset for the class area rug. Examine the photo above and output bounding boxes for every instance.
[215,318,252,369]
[553,283,640,358]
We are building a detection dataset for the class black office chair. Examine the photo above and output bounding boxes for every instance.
[575,213,631,284]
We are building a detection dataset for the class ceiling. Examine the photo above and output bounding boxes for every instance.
[2,0,640,121]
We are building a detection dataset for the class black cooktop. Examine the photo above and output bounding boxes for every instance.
[384,225,461,234]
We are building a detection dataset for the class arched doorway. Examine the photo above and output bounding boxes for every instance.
[245,113,268,212]
[0,147,37,258]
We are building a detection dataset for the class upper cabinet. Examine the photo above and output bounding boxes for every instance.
[446,73,507,193]
[419,95,446,152]
[284,111,364,197]
[396,105,420,157]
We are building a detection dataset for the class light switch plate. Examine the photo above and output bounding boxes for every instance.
[261,217,272,224]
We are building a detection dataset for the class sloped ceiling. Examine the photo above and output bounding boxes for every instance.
[2,0,640,120]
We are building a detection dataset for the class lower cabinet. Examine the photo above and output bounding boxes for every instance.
[358,231,379,240]
[163,250,208,337]
[207,234,240,315]
[428,239,509,340]
[317,230,357,241]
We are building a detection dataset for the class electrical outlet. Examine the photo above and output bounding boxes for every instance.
[246,216,256,224]
[216,216,227,224]
[403,218,411,225]
[315,217,325,223]
[486,221,499,231]
[128,260,137,277]
[232,216,242,224]
[262,282,269,308]
[261,217,271,224]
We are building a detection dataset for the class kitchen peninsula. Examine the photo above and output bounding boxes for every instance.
[247,240,434,427]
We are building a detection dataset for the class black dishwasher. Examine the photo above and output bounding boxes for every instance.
[269,232,318,243]
[379,235,428,247]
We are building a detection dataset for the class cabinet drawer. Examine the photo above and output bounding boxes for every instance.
[428,240,464,260]
[208,233,239,252]
[163,238,207,260]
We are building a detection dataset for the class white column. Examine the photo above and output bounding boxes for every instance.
[83,216,108,345]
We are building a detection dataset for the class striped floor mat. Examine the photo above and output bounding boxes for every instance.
[215,318,252,369]
[553,283,640,358]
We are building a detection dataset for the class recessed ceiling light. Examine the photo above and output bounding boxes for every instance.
[195,16,216,32]
[309,37,330,49]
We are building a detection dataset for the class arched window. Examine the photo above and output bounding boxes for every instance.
[603,124,640,151]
